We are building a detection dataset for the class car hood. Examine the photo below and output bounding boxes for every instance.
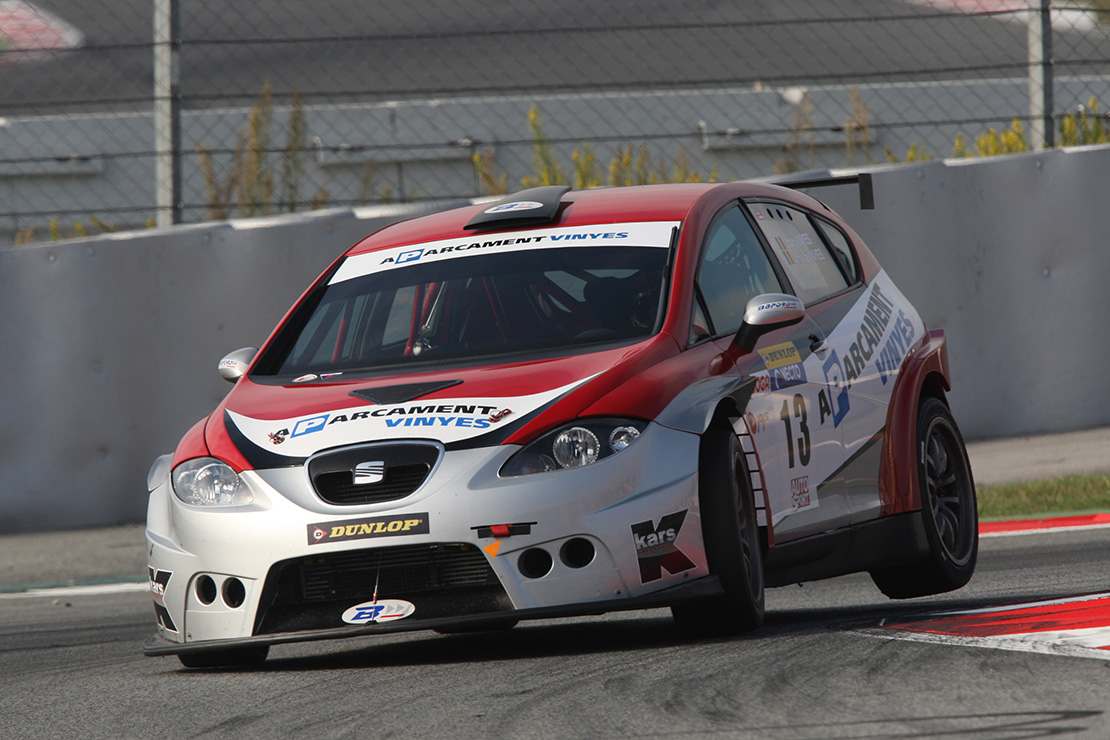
[213,335,680,468]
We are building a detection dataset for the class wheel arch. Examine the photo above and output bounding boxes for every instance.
[878,329,952,516]
[707,398,776,551]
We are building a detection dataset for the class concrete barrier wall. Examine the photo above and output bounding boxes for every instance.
[0,202,468,533]
[2,149,1108,533]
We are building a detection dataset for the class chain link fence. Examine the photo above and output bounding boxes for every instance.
[2,0,1110,244]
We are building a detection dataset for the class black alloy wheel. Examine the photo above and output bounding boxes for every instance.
[871,396,978,599]
[672,425,765,635]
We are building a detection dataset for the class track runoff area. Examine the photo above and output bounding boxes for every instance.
[868,515,1110,661]
[5,516,1108,660]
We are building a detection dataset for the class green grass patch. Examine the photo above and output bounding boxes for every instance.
[978,474,1110,520]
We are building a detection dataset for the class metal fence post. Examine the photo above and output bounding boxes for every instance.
[153,0,181,226]
[1028,0,1054,150]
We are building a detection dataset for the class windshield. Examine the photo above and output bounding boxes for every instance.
[255,245,670,377]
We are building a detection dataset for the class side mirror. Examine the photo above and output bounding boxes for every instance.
[218,347,259,383]
[733,294,805,353]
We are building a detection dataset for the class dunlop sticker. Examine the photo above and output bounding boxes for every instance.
[308,513,430,545]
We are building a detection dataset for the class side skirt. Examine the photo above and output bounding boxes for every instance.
[763,511,929,588]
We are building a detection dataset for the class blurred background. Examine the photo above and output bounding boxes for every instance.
[3,0,1110,243]
[2,0,1109,532]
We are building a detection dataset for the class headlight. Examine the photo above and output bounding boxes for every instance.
[500,419,646,477]
[171,457,254,506]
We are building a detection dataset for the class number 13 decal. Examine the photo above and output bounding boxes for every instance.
[780,393,811,468]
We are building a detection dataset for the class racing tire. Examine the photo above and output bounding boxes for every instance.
[178,645,269,668]
[671,426,764,635]
[870,396,978,599]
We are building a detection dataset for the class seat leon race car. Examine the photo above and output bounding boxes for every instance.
[143,179,978,667]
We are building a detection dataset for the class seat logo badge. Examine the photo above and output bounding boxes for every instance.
[353,461,386,485]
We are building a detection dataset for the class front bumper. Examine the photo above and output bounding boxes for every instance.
[144,422,709,656]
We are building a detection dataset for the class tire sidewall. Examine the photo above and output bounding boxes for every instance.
[698,426,765,628]
[916,396,978,585]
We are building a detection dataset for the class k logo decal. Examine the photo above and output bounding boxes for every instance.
[630,510,696,583]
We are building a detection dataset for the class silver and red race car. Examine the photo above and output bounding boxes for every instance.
[143,179,977,666]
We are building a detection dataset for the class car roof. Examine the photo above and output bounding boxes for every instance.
[344,181,817,257]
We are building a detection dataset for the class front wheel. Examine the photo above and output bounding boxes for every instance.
[672,426,764,635]
[871,396,978,599]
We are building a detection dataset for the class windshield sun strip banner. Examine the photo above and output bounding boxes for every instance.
[329,221,682,285]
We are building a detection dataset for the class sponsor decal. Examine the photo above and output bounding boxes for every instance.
[293,373,318,383]
[819,350,850,428]
[631,510,696,583]
[154,603,178,633]
[745,408,772,435]
[875,309,917,385]
[817,282,897,428]
[484,200,543,214]
[378,232,632,267]
[148,568,177,632]
[488,408,512,423]
[773,234,826,266]
[758,341,807,391]
[790,475,811,511]
[270,403,517,445]
[328,221,678,284]
[308,513,430,545]
[758,342,801,370]
[319,372,344,380]
[752,372,772,395]
[148,568,172,600]
[342,599,416,625]
[233,377,597,454]
[754,299,800,313]
[292,413,329,437]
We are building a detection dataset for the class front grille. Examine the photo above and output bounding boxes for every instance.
[300,543,495,600]
[308,443,439,505]
[254,543,511,634]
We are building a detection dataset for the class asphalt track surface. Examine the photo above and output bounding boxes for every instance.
[2,526,1109,740]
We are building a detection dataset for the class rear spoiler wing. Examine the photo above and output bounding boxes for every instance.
[773,173,874,210]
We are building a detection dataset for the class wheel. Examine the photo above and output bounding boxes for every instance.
[871,396,978,599]
[672,425,765,635]
[178,645,269,668]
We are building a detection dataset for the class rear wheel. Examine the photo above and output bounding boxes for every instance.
[178,645,269,668]
[672,426,764,635]
[871,396,977,599]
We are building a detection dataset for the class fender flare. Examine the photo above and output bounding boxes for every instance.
[652,373,777,549]
[878,329,952,516]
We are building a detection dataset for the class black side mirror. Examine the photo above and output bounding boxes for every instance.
[733,294,805,353]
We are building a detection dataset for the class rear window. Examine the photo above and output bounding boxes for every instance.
[747,202,850,305]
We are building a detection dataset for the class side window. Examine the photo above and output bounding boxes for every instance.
[813,217,859,285]
[691,205,782,343]
[747,202,849,305]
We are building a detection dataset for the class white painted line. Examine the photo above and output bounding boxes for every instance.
[0,582,149,599]
[854,627,1110,662]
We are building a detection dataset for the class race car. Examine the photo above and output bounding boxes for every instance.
[143,179,978,667]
